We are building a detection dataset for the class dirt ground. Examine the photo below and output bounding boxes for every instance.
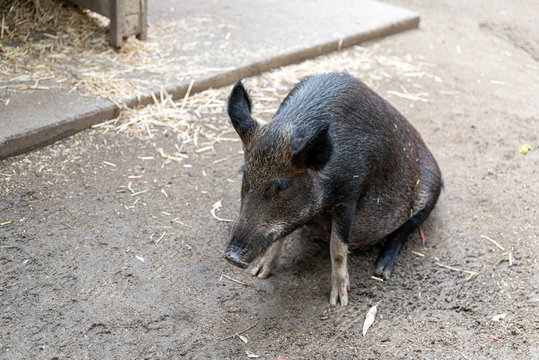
[1,0,538,359]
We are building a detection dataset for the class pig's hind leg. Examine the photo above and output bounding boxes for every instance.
[375,222,413,280]
[376,156,441,279]
[251,239,284,278]
[375,204,435,279]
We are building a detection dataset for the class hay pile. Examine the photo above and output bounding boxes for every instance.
[0,0,246,100]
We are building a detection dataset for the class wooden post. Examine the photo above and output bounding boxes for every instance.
[65,0,148,48]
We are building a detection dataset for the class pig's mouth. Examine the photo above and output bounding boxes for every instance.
[223,245,252,269]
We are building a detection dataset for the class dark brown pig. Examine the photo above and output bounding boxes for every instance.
[223,72,442,306]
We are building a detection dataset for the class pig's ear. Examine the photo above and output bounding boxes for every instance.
[292,123,332,171]
[228,80,258,144]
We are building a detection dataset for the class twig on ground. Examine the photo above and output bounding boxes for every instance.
[481,235,505,251]
[220,322,258,341]
[220,273,247,286]
[180,79,195,112]
[154,232,166,244]
[435,262,478,276]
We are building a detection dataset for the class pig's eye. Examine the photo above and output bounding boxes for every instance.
[266,179,291,199]
[276,180,291,192]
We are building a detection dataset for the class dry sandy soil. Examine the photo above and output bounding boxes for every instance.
[1,0,538,359]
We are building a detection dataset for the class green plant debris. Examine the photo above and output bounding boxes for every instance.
[519,144,531,154]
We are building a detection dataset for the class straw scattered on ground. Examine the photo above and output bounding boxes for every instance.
[2,0,450,151]
[94,42,448,154]
[1,0,251,100]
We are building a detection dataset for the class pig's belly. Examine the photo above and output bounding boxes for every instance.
[349,219,397,249]
[349,193,411,248]
[304,199,412,249]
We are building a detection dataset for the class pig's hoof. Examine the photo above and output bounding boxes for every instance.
[377,229,407,279]
[251,264,273,279]
[251,260,273,279]
[329,271,350,306]
[250,240,283,279]
[375,255,396,280]
[250,253,277,279]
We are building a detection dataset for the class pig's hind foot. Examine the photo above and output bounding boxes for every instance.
[376,215,420,279]
[375,231,406,280]
[251,239,283,279]
[376,205,434,279]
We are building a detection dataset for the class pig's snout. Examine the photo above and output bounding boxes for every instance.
[223,244,252,269]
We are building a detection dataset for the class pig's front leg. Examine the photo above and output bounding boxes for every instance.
[329,204,354,306]
[251,239,284,279]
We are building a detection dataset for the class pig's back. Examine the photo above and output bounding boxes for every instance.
[275,73,439,247]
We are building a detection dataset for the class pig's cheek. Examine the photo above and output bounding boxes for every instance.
[250,239,284,279]
[267,222,285,238]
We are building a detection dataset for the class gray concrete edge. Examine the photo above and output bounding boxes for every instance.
[0,15,419,160]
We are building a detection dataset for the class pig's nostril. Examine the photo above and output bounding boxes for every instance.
[223,246,250,269]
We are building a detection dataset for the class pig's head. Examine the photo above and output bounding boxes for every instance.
[223,80,332,268]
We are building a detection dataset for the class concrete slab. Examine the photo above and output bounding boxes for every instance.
[0,0,419,159]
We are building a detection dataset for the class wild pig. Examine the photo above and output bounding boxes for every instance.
[223,72,442,306]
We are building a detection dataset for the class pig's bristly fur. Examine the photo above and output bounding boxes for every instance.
[224,72,442,306]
